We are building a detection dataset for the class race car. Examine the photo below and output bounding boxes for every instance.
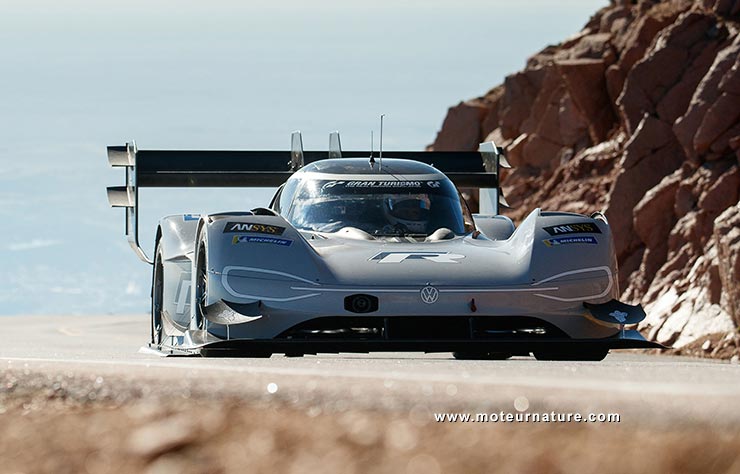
[106,132,661,359]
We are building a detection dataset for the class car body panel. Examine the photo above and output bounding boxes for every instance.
[185,207,620,342]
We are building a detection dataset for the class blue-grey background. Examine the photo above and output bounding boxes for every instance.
[0,0,605,314]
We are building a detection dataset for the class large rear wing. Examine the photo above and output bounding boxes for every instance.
[106,132,511,263]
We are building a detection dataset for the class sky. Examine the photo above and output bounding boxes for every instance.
[0,0,607,315]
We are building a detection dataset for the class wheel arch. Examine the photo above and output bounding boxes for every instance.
[154,216,201,333]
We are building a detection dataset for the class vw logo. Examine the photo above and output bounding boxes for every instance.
[420,285,439,304]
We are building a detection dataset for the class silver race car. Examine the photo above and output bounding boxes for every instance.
[106,132,661,359]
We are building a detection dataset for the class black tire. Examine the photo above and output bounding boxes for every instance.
[533,349,609,361]
[151,244,165,346]
[453,352,513,360]
[194,242,208,332]
[200,349,272,358]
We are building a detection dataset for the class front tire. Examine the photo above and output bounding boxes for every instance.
[533,349,609,361]
[194,242,208,332]
[151,244,165,346]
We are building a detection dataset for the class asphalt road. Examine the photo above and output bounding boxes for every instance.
[2,314,740,426]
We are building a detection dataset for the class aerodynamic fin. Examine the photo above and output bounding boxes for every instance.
[478,141,513,215]
[290,131,304,171]
[498,153,512,169]
[105,141,151,263]
[107,145,134,166]
[498,190,510,208]
[106,186,134,207]
[329,131,342,158]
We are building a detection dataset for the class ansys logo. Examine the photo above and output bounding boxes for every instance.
[223,222,285,235]
[543,222,601,236]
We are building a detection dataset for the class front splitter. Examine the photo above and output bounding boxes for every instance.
[182,329,664,357]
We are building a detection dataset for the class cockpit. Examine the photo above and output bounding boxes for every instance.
[276,176,474,237]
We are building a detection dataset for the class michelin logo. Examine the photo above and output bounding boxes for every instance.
[232,236,292,246]
[543,236,598,247]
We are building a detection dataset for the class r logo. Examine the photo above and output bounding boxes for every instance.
[370,252,465,264]
[175,277,191,315]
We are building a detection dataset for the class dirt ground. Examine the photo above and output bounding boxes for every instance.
[2,369,740,474]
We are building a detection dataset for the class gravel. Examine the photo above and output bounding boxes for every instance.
[2,368,740,474]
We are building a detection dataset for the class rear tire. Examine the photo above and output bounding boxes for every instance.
[533,349,609,361]
[453,352,512,360]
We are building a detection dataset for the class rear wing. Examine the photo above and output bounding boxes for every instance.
[106,132,511,263]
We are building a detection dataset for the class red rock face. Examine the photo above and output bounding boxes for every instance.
[429,0,740,353]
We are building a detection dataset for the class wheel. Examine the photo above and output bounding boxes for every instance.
[151,244,165,346]
[453,352,513,360]
[533,349,609,361]
[194,242,208,332]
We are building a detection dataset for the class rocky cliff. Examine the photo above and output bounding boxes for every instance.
[431,0,740,357]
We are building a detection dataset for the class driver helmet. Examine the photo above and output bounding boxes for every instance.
[384,195,431,233]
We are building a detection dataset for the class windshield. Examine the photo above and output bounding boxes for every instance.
[284,178,473,236]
